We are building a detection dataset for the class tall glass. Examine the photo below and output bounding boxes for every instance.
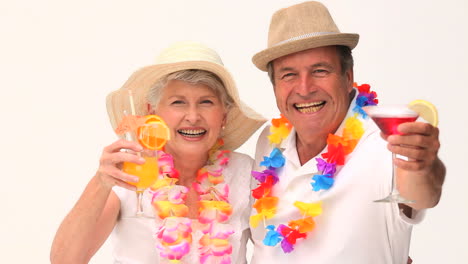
[366,105,419,203]
[123,123,160,216]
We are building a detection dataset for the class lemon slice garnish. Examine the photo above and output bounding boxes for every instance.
[408,100,438,127]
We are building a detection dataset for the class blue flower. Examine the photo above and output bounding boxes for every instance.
[356,93,378,107]
[354,93,378,118]
[263,225,282,246]
[311,174,334,191]
[353,104,368,118]
[260,148,285,168]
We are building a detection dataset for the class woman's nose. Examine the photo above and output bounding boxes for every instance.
[184,106,201,124]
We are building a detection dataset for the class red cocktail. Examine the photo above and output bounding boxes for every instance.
[366,105,419,203]
[371,116,418,135]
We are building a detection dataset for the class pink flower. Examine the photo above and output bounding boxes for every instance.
[156,217,192,260]
[200,223,235,239]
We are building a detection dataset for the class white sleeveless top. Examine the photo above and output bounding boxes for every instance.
[111,152,254,264]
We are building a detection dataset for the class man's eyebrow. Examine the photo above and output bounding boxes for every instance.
[277,62,334,73]
[276,66,296,73]
[310,62,333,68]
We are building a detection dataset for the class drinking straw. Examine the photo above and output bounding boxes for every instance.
[123,89,137,141]
[125,89,141,156]
[128,89,137,115]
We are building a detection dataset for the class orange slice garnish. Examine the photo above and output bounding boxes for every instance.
[137,115,170,150]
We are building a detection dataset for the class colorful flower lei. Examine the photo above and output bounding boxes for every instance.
[251,83,378,253]
[150,139,234,263]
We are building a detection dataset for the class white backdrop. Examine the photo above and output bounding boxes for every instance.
[1,0,467,263]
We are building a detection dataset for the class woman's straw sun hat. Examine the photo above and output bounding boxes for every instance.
[106,41,266,151]
[252,1,359,71]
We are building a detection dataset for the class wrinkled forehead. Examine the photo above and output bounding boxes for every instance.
[272,46,340,70]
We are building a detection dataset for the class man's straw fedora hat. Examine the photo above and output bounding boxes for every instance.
[253,1,359,71]
[106,41,266,151]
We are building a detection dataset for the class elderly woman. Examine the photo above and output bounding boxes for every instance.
[50,42,265,263]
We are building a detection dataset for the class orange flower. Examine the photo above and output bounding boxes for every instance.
[250,197,279,228]
[326,134,355,155]
[288,217,316,233]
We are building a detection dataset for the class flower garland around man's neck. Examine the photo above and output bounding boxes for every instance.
[250,83,378,253]
[150,139,234,263]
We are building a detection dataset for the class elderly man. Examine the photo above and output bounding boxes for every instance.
[249,1,445,263]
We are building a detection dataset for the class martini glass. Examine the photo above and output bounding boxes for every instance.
[366,105,419,203]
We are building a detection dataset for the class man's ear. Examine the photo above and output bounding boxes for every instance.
[346,68,354,93]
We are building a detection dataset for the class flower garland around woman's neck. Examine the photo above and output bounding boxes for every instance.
[150,139,234,263]
[250,83,378,253]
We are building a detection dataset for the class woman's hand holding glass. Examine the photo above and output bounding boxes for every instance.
[96,139,145,192]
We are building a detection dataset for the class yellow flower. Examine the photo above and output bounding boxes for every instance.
[293,201,322,217]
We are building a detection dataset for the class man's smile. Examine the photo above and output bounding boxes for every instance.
[294,101,326,113]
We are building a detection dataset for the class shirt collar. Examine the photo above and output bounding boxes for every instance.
[280,88,359,166]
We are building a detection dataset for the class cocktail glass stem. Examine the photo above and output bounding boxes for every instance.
[374,152,414,203]
[390,153,399,196]
[136,190,144,217]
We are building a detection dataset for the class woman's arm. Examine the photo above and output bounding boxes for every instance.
[50,176,119,264]
[50,139,144,263]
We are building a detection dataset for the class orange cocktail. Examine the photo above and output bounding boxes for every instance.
[123,156,159,192]
[115,113,170,216]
